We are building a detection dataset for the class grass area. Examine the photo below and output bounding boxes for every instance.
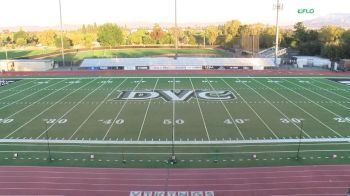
[47,48,231,61]
[0,49,57,59]
[0,76,349,167]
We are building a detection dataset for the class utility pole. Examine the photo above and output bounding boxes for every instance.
[174,0,178,59]
[59,0,66,68]
[273,0,283,66]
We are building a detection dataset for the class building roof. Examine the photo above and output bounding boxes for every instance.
[80,57,276,68]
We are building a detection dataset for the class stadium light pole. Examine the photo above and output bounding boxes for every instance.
[58,0,66,69]
[174,0,178,59]
[273,0,283,66]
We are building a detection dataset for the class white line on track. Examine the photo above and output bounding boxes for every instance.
[68,78,128,140]
[102,78,144,140]
[237,79,311,138]
[205,78,245,140]
[4,79,97,139]
[36,79,107,139]
[189,78,211,141]
[253,79,343,137]
[137,78,159,140]
[222,79,279,139]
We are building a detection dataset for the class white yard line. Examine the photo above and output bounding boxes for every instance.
[1,137,350,145]
[284,79,350,110]
[68,78,128,140]
[189,78,211,141]
[253,79,343,137]
[137,78,159,141]
[4,79,97,139]
[313,78,350,92]
[205,78,245,140]
[240,79,311,138]
[311,79,350,100]
[36,79,107,139]
[4,80,70,119]
[277,80,350,118]
[0,80,35,94]
[172,77,176,143]
[102,78,144,140]
[0,82,45,104]
[222,79,279,139]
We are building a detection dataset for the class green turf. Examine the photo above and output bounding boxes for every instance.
[0,76,349,167]
[47,48,231,61]
[0,49,57,59]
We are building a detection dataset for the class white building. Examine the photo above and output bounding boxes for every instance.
[0,59,54,71]
[80,57,276,71]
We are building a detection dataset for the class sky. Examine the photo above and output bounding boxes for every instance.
[0,0,349,27]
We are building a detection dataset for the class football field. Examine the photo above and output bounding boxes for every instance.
[0,76,350,167]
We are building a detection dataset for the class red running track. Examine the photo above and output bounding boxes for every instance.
[0,165,349,196]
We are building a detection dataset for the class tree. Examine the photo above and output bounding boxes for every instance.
[67,31,84,47]
[54,36,72,49]
[97,23,124,47]
[341,30,350,58]
[319,25,344,44]
[223,20,241,47]
[15,38,26,46]
[38,30,56,46]
[206,26,219,45]
[13,29,27,45]
[128,29,147,45]
[150,24,165,44]
[83,33,97,48]
[321,42,343,62]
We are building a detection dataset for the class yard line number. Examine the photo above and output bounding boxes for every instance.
[280,118,304,124]
[224,118,249,124]
[43,118,68,124]
[98,119,125,125]
[334,117,350,123]
[0,118,14,124]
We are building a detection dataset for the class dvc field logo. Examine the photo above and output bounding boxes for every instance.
[116,90,235,101]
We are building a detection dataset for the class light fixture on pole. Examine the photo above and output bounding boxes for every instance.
[174,0,178,59]
[59,0,66,68]
[273,0,283,66]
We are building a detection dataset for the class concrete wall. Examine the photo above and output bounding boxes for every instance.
[0,60,54,71]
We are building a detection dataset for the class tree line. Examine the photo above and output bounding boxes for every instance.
[1,20,349,60]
